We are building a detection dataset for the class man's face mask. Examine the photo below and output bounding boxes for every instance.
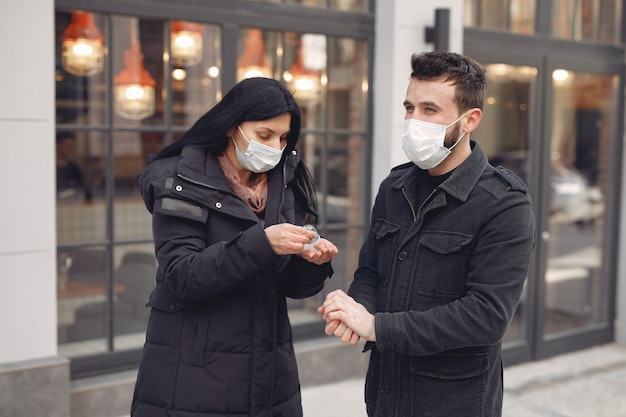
[401,111,469,170]
[233,125,285,173]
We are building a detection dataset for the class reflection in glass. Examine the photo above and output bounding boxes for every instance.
[112,245,156,350]
[474,63,537,344]
[112,16,163,126]
[291,47,367,324]
[114,18,156,121]
[61,11,105,77]
[551,0,622,45]
[55,11,108,126]
[464,0,535,34]
[170,21,204,67]
[329,0,370,11]
[544,71,617,336]
[171,22,221,127]
[56,130,108,354]
[56,131,107,244]
[284,34,325,105]
[327,37,368,130]
[55,12,370,354]
[57,245,108,356]
[238,28,273,81]
[277,0,370,11]
[113,131,162,241]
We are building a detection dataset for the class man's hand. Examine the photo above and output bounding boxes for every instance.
[318,290,376,343]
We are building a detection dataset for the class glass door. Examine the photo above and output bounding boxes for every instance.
[470,57,621,364]
[537,68,619,356]
[472,62,540,363]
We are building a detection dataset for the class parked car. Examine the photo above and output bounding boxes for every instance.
[489,152,604,225]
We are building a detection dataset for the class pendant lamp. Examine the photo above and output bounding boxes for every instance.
[61,11,105,76]
[237,29,271,80]
[284,35,323,103]
[114,18,156,120]
[170,21,203,67]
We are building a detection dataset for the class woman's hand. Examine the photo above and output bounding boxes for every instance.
[264,223,338,264]
[264,223,320,255]
[299,238,338,265]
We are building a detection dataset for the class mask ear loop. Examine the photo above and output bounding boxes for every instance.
[445,110,471,129]
[446,110,471,152]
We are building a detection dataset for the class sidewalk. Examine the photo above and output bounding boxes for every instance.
[301,342,626,417]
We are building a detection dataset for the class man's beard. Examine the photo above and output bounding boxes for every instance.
[444,122,463,148]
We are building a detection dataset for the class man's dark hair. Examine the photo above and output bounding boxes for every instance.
[56,131,76,144]
[410,51,487,111]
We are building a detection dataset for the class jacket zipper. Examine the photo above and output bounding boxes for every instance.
[177,173,219,190]
[178,173,250,207]
[401,187,438,222]
[417,188,438,218]
[401,187,417,222]
[182,170,287,415]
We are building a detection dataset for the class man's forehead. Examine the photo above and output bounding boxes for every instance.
[406,79,456,105]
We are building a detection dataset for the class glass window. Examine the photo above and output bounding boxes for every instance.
[56,130,105,209]
[475,63,538,344]
[236,28,369,332]
[112,16,164,126]
[551,0,622,45]
[55,11,222,361]
[464,0,536,34]
[544,70,617,336]
[237,28,279,81]
[56,7,370,373]
[250,0,370,11]
[56,11,108,126]
[171,22,222,126]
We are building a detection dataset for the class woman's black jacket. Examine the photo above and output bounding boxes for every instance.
[131,145,333,417]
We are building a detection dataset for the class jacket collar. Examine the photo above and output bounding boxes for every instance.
[176,145,301,190]
[391,140,488,203]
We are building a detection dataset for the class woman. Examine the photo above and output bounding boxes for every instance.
[131,77,338,417]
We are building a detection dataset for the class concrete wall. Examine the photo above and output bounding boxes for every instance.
[0,0,57,363]
[0,0,70,415]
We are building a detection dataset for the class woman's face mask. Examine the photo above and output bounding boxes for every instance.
[401,111,469,170]
[233,125,285,173]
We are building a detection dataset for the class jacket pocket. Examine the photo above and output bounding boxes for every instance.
[409,351,489,380]
[372,219,401,283]
[406,351,489,416]
[416,230,473,298]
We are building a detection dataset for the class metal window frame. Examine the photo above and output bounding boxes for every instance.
[465,0,625,365]
[55,0,375,379]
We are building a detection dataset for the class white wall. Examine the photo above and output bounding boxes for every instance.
[0,0,57,363]
[372,0,463,198]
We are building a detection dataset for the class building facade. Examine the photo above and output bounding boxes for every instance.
[0,0,625,416]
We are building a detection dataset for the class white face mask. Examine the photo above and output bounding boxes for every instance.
[233,125,285,173]
[401,111,469,170]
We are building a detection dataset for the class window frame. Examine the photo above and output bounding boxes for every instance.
[55,0,375,379]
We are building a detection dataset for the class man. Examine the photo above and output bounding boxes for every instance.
[318,51,535,417]
[56,131,85,199]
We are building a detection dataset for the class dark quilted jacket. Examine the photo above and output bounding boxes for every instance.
[130,145,333,417]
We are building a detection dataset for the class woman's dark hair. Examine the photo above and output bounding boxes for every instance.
[157,77,302,158]
[154,77,317,219]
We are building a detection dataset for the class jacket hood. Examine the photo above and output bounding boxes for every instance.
[138,145,303,214]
